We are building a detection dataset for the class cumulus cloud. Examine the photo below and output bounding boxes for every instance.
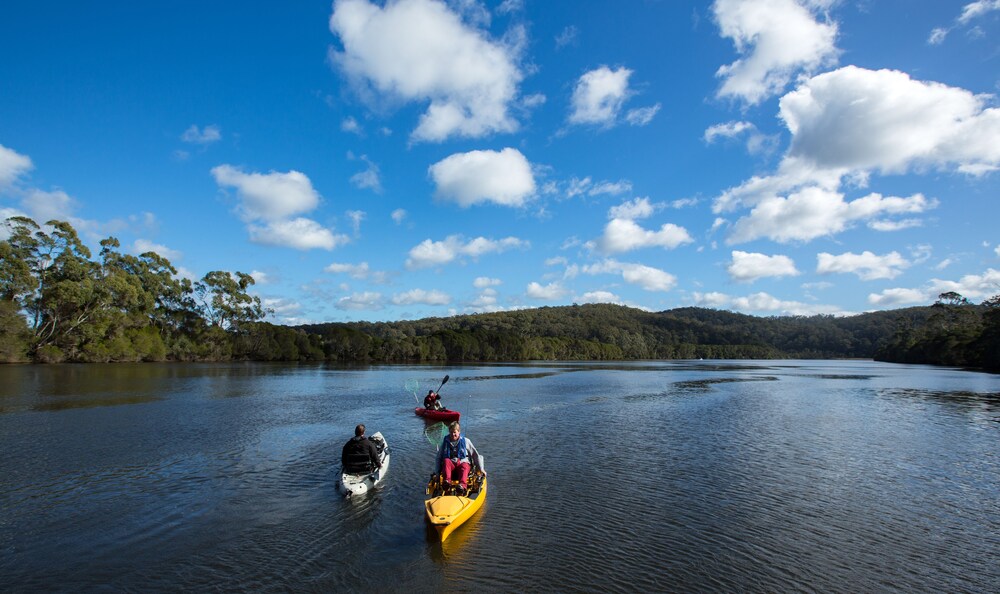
[727,251,800,282]
[712,0,839,105]
[324,261,386,281]
[694,290,849,316]
[429,148,535,207]
[0,143,33,187]
[392,288,450,305]
[568,66,632,127]
[405,234,528,269]
[583,259,677,292]
[211,165,345,250]
[248,218,349,250]
[212,165,321,221]
[716,66,1000,223]
[727,188,936,244]
[335,291,384,310]
[131,239,182,262]
[19,189,77,224]
[816,250,909,280]
[780,66,1000,177]
[526,281,568,300]
[577,290,622,304]
[868,267,1000,306]
[473,276,501,288]
[867,287,929,307]
[181,124,221,145]
[595,218,693,254]
[608,197,658,220]
[329,0,523,142]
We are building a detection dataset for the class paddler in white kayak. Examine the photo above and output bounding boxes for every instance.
[341,423,382,475]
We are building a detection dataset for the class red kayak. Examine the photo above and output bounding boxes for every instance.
[414,407,460,422]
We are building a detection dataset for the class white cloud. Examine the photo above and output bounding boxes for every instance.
[345,209,365,235]
[608,197,658,220]
[727,188,935,244]
[704,120,777,156]
[727,251,800,282]
[350,155,382,193]
[696,290,849,316]
[335,291,384,310]
[583,259,677,292]
[577,290,622,304]
[392,288,450,305]
[565,176,632,198]
[181,124,221,145]
[995,245,1000,257]
[0,144,33,188]
[712,0,839,105]
[429,148,535,207]
[473,276,501,288]
[779,66,1000,177]
[211,165,321,221]
[867,287,929,306]
[568,66,632,126]
[816,250,909,280]
[625,103,661,126]
[526,281,568,300]
[250,270,271,285]
[927,268,1000,300]
[595,218,693,254]
[341,117,363,135]
[692,291,732,307]
[868,218,923,232]
[329,0,523,142]
[959,0,1000,24]
[391,208,406,224]
[405,234,528,269]
[131,239,182,262]
[211,165,345,250]
[704,120,754,143]
[731,292,847,316]
[19,189,76,224]
[555,24,578,48]
[248,218,349,250]
[325,261,371,279]
[868,267,1000,306]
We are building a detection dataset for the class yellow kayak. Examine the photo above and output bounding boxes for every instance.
[424,470,487,542]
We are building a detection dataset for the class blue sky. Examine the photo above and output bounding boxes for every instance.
[2,0,999,324]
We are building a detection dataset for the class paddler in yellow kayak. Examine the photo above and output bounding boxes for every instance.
[436,421,484,495]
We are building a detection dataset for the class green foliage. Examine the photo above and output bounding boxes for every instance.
[4,217,998,371]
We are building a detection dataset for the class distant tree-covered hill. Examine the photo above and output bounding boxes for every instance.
[296,302,967,364]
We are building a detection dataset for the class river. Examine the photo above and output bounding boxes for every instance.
[1,360,998,592]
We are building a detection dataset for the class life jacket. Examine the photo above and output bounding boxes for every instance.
[441,434,467,462]
[343,437,374,473]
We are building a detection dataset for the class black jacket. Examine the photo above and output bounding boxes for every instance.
[342,436,379,473]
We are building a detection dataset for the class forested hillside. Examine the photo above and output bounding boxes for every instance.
[3,217,997,370]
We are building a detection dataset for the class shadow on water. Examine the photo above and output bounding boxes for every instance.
[673,376,780,391]
[878,387,1000,417]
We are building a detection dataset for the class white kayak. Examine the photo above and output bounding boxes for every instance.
[338,432,390,497]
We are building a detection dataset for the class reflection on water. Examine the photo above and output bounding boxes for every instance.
[1,360,998,592]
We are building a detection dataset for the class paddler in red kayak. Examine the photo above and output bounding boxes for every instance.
[424,390,444,410]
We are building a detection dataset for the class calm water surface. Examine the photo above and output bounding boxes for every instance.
[1,360,998,592]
